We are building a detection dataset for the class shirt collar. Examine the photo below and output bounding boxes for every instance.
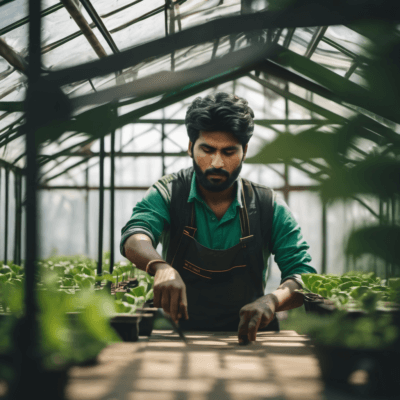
[188,170,243,208]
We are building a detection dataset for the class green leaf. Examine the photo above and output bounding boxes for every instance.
[350,286,370,300]
[301,273,322,290]
[123,294,136,304]
[247,128,341,165]
[145,288,154,301]
[346,224,400,266]
[310,280,322,293]
[130,286,146,298]
[320,157,400,202]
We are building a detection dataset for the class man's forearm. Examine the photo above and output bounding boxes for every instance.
[124,233,168,273]
[261,278,304,312]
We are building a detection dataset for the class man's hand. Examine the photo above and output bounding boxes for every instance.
[238,296,276,344]
[153,264,189,323]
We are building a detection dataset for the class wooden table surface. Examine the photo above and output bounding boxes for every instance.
[66,330,325,400]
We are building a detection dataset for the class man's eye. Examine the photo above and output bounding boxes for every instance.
[202,148,213,153]
[224,151,236,156]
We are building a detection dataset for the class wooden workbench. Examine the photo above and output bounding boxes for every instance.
[66,330,323,400]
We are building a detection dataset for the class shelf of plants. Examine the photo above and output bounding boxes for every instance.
[0,254,156,391]
[281,271,400,396]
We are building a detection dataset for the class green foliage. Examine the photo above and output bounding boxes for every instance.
[282,308,398,349]
[346,225,400,267]
[247,128,341,164]
[319,158,400,202]
[0,253,155,374]
[301,271,399,311]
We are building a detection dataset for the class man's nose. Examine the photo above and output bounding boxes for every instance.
[211,152,224,168]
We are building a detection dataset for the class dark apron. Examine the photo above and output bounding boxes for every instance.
[170,188,279,332]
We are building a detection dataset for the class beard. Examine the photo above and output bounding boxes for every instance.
[192,157,243,193]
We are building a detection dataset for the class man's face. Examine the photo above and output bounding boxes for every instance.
[188,131,247,193]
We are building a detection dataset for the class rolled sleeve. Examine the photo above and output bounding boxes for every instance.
[120,187,170,257]
[271,196,316,282]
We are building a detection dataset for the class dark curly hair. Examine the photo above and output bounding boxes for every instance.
[185,92,255,148]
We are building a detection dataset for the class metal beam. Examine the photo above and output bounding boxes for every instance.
[66,151,187,157]
[39,185,151,190]
[268,45,400,129]
[100,0,144,19]
[61,0,108,58]
[0,38,28,73]
[283,27,295,48]
[45,1,400,87]
[304,26,328,58]
[79,0,120,54]
[0,158,24,174]
[69,42,271,109]
[114,118,337,125]
[248,73,345,123]
[38,184,318,191]
[345,60,359,79]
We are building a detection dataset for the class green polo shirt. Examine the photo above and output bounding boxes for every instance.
[120,171,315,289]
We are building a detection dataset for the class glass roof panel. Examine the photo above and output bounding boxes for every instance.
[0,0,28,31]
[324,26,372,57]
[0,0,397,184]
[1,20,28,53]
[178,0,241,30]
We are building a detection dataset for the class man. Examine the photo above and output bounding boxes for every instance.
[121,92,316,343]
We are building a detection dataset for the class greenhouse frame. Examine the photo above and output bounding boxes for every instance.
[0,0,399,399]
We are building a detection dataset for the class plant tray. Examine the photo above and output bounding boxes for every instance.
[302,292,336,315]
[110,314,141,342]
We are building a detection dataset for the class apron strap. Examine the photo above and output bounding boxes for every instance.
[239,182,251,238]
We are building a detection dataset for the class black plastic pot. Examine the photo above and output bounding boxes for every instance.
[110,314,141,342]
[302,293,336,315]
[314,343,400,397]
[136,299,157,336]
[138,313,156,336]
[127,277,138,288]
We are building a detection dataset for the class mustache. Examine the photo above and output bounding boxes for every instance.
[205,168,229,177]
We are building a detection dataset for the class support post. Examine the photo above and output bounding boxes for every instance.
[4,168,9,264]
[321,201,327,274]
[161,120,166,176]
[97,137,105,278]
[85,164,90,256]
[17,174,23,266]
[13,172,21,265]
[10,0,43,398]
[283,82,290,205]
[110,129,115,273]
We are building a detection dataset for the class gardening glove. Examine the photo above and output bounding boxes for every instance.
[153,264,189,323]
[238,295,276,344]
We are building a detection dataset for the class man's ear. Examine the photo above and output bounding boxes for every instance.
[188,141,193,158]
[242,144,248,161]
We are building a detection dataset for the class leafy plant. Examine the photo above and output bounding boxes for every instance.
[301,271,399,311]
[282,307,399,350]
